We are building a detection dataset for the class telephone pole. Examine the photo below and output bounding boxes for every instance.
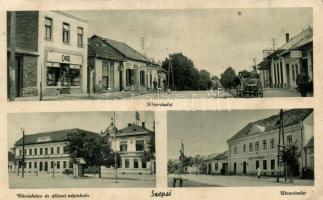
[21,128,25,178]
[167,55,174,90]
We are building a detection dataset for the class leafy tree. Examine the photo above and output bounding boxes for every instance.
[193,155,203,174]
[167,159,180,174]
[281,143,301,183]
[142,133,155,174]
[197,70,212,90]
[220,67,237,89]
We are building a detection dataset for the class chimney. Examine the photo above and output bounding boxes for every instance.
[285,33,290,43]
[128,123,132,127]
[142,122,145,128]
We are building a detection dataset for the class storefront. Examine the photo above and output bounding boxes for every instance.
[45,51,83,95]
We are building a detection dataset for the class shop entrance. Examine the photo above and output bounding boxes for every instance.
[301,58,308,74]
[243,161,247,174]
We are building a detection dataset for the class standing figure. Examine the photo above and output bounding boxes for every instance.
[296,69,310,97]
[153,78,157,92]
[257,167,261,179]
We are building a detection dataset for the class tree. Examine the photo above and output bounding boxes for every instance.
[197,70,212,90]
[142,133,155,174]
[220,67,237,89]
[281,143,301,183]
[193,155,203,174]
[65,133,116,178]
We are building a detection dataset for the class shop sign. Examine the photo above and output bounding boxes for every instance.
[290,50,302,58]
[47,52,83,65]
[248,155,266,160]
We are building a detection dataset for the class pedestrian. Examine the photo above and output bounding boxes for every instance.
[153,78,157,92]
[296,69,310,97]
[257,167,261,179]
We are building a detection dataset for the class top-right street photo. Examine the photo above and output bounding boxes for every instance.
[7,8,313,101]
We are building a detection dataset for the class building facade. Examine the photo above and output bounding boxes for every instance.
[7,11,88,97]
[199,151,228,175]
[258,27,313,90]
[88,35,165,93]
[101,122,155,174]
[227,109,313,177]
[13,129,99,175]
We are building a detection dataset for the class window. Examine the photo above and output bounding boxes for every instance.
[271,159,275,170]
[29,149,32,156]
[262,140,267,150]
[287,135,292,145]
[119,141,127,152]
[45,17,52,40]
[51,161,54,169]
[142,159,147,168]
[255,160,259,169]
[249,143,253,152]
[270,138,275,149]
[34,148,37,155]
[77,27,83,47]
[63,161,67,168]
[51,147,54,155]
[243,144,246,153]
[255,141,259,151]
[57,146,60,154]
[19,149,22,156]
[40,148,43,155]
[263,160,267,170]
[125,159,130,168]
[134,159,139,168]
[140,71,145,86]
[233,146,237,154]
[34,162,37,169]
[214,163,219,171]
[136,140,144,151]
[57,161,60,169]
[62,23,70,44]
[45,148,48,155]
[126,69,135,86]
[29,162,32,169]
[63,146,68,154]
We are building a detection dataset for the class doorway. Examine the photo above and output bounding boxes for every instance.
[233,162,237,174]
[243,161,247,174]
[119,70,123,91]
[286,64,290,88]
[301,58,308,74]
[44,162,48,172]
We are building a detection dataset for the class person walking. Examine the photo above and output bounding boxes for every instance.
[257,167,261,179]
[296,69,310,97]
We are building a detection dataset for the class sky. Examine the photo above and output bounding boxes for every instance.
[7,111,154,150]
[68,8,312,77]
[167,109,281,159]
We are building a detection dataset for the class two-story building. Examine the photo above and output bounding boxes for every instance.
[13,128,99,175]
[88,35,163,93]
[7,11,88,97]
[101,122,155,174]
[227,109,313,177]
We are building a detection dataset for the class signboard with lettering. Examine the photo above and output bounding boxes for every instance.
[290,50,302,58]
[47,52,83,65]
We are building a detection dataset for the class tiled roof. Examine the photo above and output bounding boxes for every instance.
[117,124,153,137]
[88,37,125,61]
[203,151,228,162]
[15,128,100,146]
[91,35,150,63]
[227,109,313,143]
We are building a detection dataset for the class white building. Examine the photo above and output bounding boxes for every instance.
[101,122,155,174]
[227,109,313,177]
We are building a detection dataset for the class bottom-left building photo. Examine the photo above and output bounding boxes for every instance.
[7,111,156,188]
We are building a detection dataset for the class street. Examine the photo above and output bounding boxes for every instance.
[168,174,314,187]
[9,173,156,189]
[227,88,313,98]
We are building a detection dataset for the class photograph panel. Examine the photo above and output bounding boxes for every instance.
[7,8,313,101]
[167,109,314,187]
[7,111,156,188]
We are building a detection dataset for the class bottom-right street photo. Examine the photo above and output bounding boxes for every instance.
[167,108,314,187]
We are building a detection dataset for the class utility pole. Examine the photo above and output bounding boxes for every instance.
[167,55,174,90]
[9,11,16,101]
[21,128,25,178]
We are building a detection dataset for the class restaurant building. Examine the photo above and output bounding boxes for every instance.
[101,122,155,174]
[227,109,314,177]
[13,128,100,175]
[7,11,88,97]
[88,35,165,93]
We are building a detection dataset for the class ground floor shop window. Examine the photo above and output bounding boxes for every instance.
[214,163,218,171]
[126,69,135,86]
[134,159,139,168]
[256,160,259,169]
[142,159,147,168]
[263,160,267,170]
[46,63,81,87]
[140,71,145,86]
[271,159,275,170]
[125,159,130,168]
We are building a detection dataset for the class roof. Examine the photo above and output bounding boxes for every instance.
[117,124,153,137]
[203,151,228,162]
[88,37,125,61]
[15,128,100,146]
[304,137,314,148]
[91,35,150,63]
[227,109,313,143]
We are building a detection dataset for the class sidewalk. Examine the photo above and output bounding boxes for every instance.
[169,174,314,187]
